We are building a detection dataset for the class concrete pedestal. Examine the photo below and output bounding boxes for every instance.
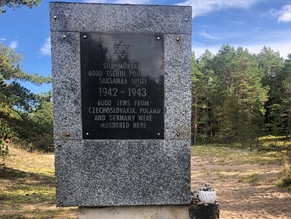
[79,205,190,219]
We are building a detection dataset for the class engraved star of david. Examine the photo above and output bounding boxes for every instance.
[114,41,130,59]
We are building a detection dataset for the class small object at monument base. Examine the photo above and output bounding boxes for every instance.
[190,184,219,219]
[198,191,216,203]
[198,183,216,203]
[188,202,220,219]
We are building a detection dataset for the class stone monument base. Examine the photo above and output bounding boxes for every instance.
[79,205,190,219]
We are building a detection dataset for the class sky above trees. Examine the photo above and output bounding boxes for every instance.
[0,0,291,93]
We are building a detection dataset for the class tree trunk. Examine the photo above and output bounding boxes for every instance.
[193,89,198,145]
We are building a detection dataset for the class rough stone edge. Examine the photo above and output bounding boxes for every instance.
[51,32,82,140]
[164,33,192,140]
[50,2,192,34]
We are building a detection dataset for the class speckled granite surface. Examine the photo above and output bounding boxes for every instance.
[50,2,192,34]
[50,2,192,207]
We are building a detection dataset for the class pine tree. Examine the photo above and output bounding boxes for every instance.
[0,42,52,150]
[281,54,291,140]
[257,47,285,134]
[191,50,216,144]
[211,45,268,147]
[0,0,41,14]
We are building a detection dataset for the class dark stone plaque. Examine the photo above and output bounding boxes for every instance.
[81,33,164,139]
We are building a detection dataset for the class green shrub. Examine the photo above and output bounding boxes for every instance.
[278,153,291,189]
[0,140,9,167]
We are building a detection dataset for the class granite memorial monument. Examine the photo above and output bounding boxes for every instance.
[50,2,192,210]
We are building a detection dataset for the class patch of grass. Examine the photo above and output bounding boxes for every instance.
[216,170,225,179]
[1,215,28,219]
[238,174,261,185]
[191,145,282,165]
[0,183,55,204]
[0,145,78,218]
[1,208,78,219]
[258,135,291,152]
[278,177,291,190]
[277,155,291,190]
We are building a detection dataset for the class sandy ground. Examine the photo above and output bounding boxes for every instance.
[191,156,291,219]
[3,147,291,218]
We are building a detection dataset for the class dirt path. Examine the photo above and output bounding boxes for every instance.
[191,156,291,219]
